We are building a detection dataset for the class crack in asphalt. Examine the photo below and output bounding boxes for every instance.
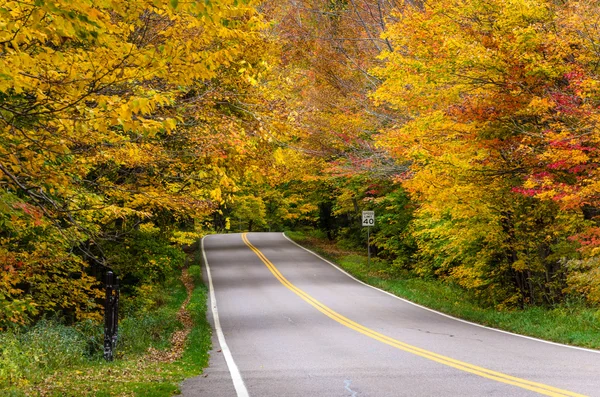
[416,328,455,337]
[415,328,485,343]
[283,315,295,324]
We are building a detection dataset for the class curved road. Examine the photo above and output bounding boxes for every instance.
[182,233,600,397]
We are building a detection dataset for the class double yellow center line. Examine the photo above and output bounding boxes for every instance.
[241,233,586,397]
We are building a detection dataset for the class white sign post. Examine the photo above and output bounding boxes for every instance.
[362,211,375,268]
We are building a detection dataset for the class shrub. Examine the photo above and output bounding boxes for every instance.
[103,227,186,287]
[0,319,89,388]
[117,306,182,356]
[117,277,186,356]
[188,265,202,284]
[565,257,600,304]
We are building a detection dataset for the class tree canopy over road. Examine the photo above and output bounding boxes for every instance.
[3,0,600,328]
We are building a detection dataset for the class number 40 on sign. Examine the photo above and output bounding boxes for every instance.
[362,211,374,268]
[362,211,375,227]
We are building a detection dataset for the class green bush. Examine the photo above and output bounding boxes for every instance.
[103,227,186,286]
[75,319,104,358]
[120,284,168,317]
[0,319,90,388]
[117,276,186,356]
[118,306,183,355]
[188,265,202,284]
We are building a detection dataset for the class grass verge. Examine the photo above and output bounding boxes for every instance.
[286,230,600,350]
[0,255,211,396]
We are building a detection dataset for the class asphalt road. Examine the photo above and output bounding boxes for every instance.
[181,232,600,397]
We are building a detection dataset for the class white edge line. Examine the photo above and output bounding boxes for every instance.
[202,236,250,397]
[282,232,600,355]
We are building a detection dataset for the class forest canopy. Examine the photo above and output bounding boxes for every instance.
[2,0,600,328]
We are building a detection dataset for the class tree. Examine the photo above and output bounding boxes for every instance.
[0,0,284,326]
[372,0,598,306]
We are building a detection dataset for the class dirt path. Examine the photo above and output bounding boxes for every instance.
[146,268,194,363]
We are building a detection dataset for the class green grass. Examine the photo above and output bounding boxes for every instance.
[0,258,212,396]
[286,230,600,350]
[187,265,202,285]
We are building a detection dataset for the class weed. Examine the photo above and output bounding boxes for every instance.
[187,265,202,285]
[0,319,89,388]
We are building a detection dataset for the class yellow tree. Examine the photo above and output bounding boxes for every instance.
[372,0,596,306]
[0,0,282,325]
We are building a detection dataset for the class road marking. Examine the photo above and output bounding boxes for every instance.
[202,236,250,397]
[242,233,586,397]
[344,379,358,397]
[282,233,600,355]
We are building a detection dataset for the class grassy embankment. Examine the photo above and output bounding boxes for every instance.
[0,252,211,396]
[286,230,600,350]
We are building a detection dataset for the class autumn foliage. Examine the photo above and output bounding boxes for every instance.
[2,0,600,329]
[265,0,600,308]
[0,0,303,327]
[372,0,600,306]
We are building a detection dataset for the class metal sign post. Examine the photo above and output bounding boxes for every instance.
[103,271,119,361]
[362,211,375,269]
[367,226,370,268]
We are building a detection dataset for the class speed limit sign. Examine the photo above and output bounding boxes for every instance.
[362,211,375,227]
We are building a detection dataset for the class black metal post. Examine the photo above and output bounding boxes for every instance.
[103,271,119,361]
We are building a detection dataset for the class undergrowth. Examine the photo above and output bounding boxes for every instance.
[0,248,211,396]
